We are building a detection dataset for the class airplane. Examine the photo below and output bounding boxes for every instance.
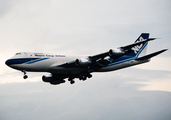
[5,33,168,85]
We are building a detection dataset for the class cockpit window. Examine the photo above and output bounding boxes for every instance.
[15,53,21,55]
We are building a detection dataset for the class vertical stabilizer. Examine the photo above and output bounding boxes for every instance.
[132,33,149,58]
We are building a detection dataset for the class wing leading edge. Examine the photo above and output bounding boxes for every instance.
[56,33,156,69]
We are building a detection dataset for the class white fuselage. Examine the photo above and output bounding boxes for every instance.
[7,52,150,75]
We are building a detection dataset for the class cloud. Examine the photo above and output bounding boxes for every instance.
[124,68,171,92]
[138,75,171,92]
[0,70,171,120]
[134,57,171,71]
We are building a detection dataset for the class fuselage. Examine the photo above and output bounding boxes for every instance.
[5,52,150,75]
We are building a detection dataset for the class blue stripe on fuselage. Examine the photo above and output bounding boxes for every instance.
[25,58,49,64]
[5,58,39,65]
[105,55,134,67]
[5,58,49,65]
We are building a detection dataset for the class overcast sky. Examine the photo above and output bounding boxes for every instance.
[0,0,171,120]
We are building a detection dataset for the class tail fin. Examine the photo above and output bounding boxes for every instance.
[132,33,149,58]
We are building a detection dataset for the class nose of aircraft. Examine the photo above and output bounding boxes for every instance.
[5,59,11,66]
[5,59,15,66]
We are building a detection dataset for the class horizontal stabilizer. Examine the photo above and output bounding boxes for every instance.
[135,49,168,60]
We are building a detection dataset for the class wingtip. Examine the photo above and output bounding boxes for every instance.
[148,38,163,41]
[157,49,168,54]
[147,38,157,41]
[163,49,168,52]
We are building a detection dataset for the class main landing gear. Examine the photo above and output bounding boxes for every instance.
[22,70,28,79]
[79,73,92,81]
[68,77,75,84]
[68,73,92,84]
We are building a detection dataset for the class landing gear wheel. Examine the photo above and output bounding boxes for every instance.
[87,73,92,78]
[82,76,87,81]
[70,80,75,84]
[23,75,28,79]
[22,70,28,79]
[79,76,83,80]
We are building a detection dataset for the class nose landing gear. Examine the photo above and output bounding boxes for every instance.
[22,70,28,79]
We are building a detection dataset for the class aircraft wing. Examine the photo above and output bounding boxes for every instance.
[89,52,109,61]
[56,37,157,69]
[57,60,77,68]
[89,38,157,61]
[56,52,110,68]
[120,38,156,50]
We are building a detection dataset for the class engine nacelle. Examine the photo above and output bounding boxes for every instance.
[42,75,55,82]
[50,80,65,85]
[42,75,65,85]
[109,48,125,59]
[75,58,91,67]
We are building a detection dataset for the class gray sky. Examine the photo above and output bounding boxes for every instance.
[0,0,171,120]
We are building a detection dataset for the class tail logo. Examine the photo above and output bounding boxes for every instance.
[132,36,145,54]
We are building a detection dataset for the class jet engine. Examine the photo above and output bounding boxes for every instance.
[42,75,65,85]
[42,75,55,82]
[109,48,125,59]
[75,58,91,67]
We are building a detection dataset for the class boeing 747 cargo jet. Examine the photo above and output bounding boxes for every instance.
[5,33,167,85]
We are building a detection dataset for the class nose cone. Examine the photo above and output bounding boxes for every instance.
[5,59,16,66]
[5,59,11,66]
[5,59,23,70]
